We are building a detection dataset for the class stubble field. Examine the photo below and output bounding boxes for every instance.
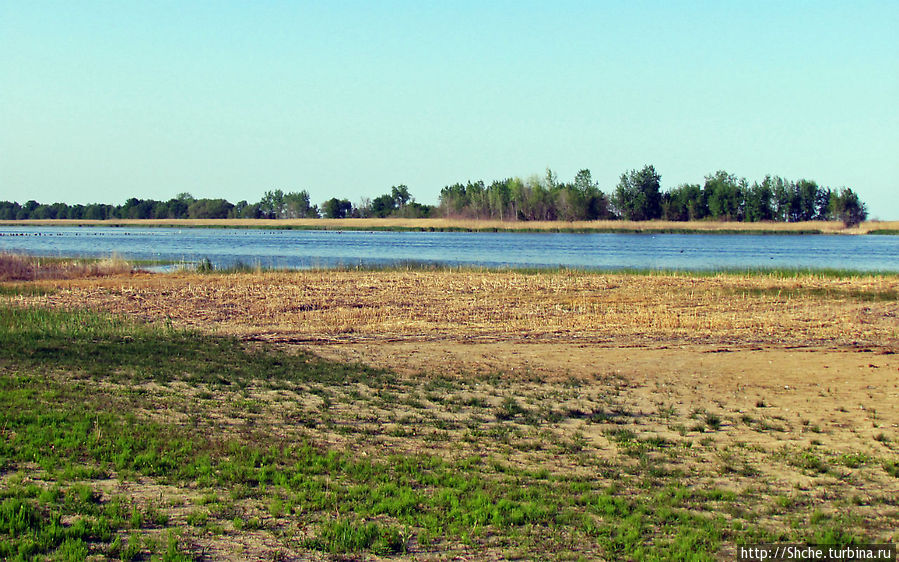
[1,255,897,560]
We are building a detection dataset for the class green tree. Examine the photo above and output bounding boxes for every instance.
[163,197,190,219]
[176,192,195,205]
[283,190,318,218]
[517,175,554,220]
[770,176,795,221]
[82,204,111,220]
[553,186,582,221]
[829,188,868,227]
[0,202,20,220]
[612,165,662,221]
[793,179,829,221]
[573,169,595,193]
[120,198,155,219]
[744,177,775,222]
[391,185,412,209]
[370,193,397,218]
[487,179,512,220]
[559,168,607,221]
[322,198,353,218]
[586,189,612,220]
[394,201,433,218]
[188,198,235,219]
[544,167,559,191]
[662,183,705,221]
[259,190,286,218]
[703,171,744,221]
[232,200,256,218]
[465,181,488,218]
[31,204,54,219]
[438,183,469,217]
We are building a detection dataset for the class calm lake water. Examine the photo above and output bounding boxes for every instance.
[1,226,897,272]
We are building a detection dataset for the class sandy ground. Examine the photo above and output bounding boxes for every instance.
[316,340,898,448]
[20,268,897,468]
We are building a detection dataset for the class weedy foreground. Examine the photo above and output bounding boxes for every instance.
[0,257,896,560]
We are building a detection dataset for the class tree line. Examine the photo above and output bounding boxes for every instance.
[0,165,869,226]
[438,166,868,227]
[0,186,433,222]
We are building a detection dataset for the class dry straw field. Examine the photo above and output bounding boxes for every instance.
[2,255,898,559]
[24,267,898,349]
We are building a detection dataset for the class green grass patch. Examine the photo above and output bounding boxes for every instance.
[304,518,406,555]
[0,284,56,297]
[0,305,389,387]
[732,286,898,302]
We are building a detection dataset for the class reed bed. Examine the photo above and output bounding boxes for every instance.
[3,217,898,233]
[0,252,132,281]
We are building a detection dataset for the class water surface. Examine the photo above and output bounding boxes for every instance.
[1,227,897,272]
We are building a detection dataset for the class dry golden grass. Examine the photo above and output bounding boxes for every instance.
[0,252,132,281]
[2,217,897,233]
[27,269,899,349]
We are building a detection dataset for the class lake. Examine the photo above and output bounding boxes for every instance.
[1,226,897,272]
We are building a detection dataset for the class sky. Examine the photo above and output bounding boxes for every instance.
[2,1,898,218]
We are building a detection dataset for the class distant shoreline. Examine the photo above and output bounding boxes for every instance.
[1,218,897,235]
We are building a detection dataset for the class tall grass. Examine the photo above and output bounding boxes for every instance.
[3,217,898,234]
[0,252,132,281]
[186,259,899,277]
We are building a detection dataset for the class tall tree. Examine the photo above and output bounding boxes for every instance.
[283,190,317,218]
[259,190,286,219]
[612,165,662,221]
[465,181,488,218]
[391,185,412,209]
[770,176,795,222]
[370,193,397,218]
[829,188,868,227]
[744,177,775,222]
[188,198,234,219]
[487,179,512,220]
[573,169,596,193]
[663,183,705,221]
[794,179,827,221]
[704,170,744,221]
[322,198,353,219]
[355,197,373,218]
[544,167,559,191]
[438,183,469,217]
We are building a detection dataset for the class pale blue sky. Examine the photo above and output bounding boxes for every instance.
[2,1,897,218]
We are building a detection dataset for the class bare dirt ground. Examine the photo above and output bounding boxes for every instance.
[321,340,898,453]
